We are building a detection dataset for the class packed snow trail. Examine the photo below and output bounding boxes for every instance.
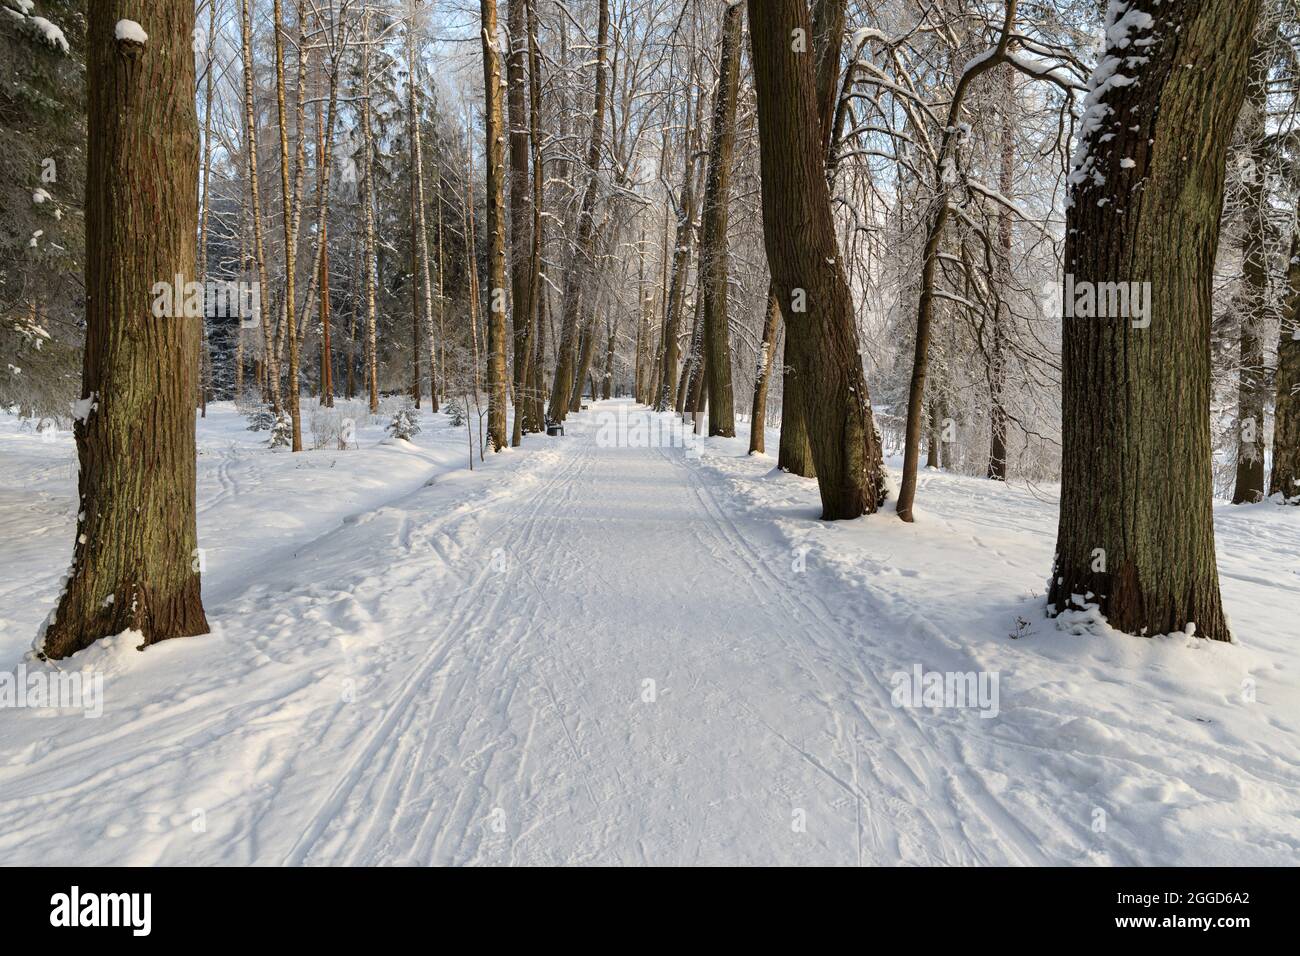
[0,401,1296,865]
[279,414,1027,866]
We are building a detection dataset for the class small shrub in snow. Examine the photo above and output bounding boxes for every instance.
[268,413,293,449]
[245,407,275,432]
[309,404,356,450]
[386,405,421,442]
[444,397,466,428]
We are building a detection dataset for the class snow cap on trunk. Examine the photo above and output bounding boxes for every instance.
[114,19,147,44]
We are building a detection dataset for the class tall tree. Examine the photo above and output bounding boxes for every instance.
[506,0,534,443]
[655,105,701,412]
[548,0,610,423]
[1270,227,1300,500]
[1230,34,1272,504]
[241,0,280,411]
[773,0,844,478]
[988,64,1015,482]
[358,3,379,414]
[748,285,781,454]
[524,0,546,431]
[407,12,429,410]
[1048,0,1260,642]
[894,1,1019,521]
[40,0,209,658]
[748,0,886,519]
[273,0,303,450]
[699,1,742,437]
[482,0,509,450]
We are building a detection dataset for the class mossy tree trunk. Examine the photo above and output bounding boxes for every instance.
[42,0,210,659]
[1049,0,1259,642]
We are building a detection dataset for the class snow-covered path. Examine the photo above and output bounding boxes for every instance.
[280,420,1027,866]
[0,400,1296,866]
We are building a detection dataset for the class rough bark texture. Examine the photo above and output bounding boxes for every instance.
[482,0,509,450]
[1048,0,1258,642]
[772,0,844,475]
[777,343,815,476]
[41,0,210,659]
[547,0,609,423]
[748,285,781,454]
[699,2,742,437]
[748,0,885,519]
[506,0,534,443]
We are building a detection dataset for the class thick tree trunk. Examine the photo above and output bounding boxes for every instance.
[749,0,884,518]
[748,285,781,454]
[775,0,845,468]
[547,0,609,423]
[774,0,842,476]
[777,344,815,477]
[1048,0,1258,642]
[41,0,209,659]
[699,2,742,437]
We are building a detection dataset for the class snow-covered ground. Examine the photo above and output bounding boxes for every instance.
[0,399,1295,865]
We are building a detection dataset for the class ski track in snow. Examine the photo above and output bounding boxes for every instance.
[0,400,1296,865]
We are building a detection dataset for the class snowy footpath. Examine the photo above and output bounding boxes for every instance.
[0,399,1296,865]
